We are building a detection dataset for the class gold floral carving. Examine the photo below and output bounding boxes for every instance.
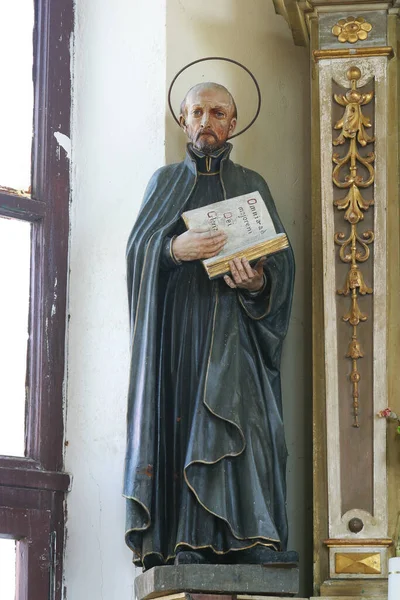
[332,16,373,44]
[333,66,375,428]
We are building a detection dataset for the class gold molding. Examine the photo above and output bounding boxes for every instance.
[272,0,311,47]
[386,11,400,577]
[320,578,388,598]
[314,46,394,61]
[324,538,393,547]
[310,15,329,594]
[332,66,375,428]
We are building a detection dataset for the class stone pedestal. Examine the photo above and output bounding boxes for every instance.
[134,565,300,600]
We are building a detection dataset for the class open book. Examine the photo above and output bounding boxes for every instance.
[182,191,289,279]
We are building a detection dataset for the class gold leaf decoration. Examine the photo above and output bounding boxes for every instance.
[338,264,373,298]
[332,16,373,44]
[346,339,364,359]
[333,67,374,428]
[334,184,373,223]
[335,552,381,575]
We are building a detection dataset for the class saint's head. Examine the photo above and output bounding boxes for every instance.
[179,82,237,154]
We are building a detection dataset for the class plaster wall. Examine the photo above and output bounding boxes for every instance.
[64,1,166,598]
[64,0,312,599]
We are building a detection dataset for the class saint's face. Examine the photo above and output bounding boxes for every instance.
[180,87,237,154]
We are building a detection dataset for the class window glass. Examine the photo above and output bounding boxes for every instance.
[0,2,34,193]
[0,539,17,599]
[0,218,31,456]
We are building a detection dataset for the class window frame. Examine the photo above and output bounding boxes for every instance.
[0,506,52,600]
[0,1,73,598]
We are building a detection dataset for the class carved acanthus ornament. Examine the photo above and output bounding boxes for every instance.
[333,66,375,428]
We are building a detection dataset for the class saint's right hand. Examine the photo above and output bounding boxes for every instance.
[172,227,227,262]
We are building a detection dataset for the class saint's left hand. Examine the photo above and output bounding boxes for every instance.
[224,256,266,292]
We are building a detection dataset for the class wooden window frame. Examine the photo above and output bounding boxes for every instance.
[1,506,52,600]
[0,1,73,598]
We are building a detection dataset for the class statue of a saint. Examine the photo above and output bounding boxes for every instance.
[124,82,296,571]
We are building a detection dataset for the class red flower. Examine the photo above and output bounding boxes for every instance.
[377,407,392,418]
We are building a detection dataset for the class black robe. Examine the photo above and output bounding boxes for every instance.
[124,144,295,568]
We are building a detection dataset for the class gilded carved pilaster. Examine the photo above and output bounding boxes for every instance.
[274,1,400,598]
[332,66,375,428]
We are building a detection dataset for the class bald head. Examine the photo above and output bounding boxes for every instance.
[180,82,237,120]
[179,82,238,154]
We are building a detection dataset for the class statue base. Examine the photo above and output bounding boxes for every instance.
[134,564,300,600]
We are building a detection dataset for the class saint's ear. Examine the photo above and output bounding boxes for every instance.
[179,114,187,130]
[228,117,237,137]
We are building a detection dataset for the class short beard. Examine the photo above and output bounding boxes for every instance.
[194,134,224,155]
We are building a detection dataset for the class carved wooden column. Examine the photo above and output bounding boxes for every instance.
[274,2,400,599]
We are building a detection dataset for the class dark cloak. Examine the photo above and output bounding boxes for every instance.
[124,144,295,566]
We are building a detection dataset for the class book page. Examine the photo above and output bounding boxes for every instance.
[182,191,278,263]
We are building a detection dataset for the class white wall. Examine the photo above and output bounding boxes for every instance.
[65,1,312,598]
[64,1,166,598]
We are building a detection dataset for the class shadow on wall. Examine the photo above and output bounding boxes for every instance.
[165,0,312,597]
